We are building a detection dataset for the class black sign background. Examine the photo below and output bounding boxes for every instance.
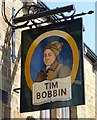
[21,18,85,112]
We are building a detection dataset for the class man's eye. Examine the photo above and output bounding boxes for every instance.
[48,54,52,56]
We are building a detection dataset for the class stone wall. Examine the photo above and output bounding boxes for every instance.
[77,54,95,118]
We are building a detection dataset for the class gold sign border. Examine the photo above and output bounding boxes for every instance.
[25,30,79,90]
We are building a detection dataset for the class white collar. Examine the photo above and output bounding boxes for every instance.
[46,66,50,70]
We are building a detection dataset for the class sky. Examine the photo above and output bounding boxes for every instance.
[42,1,95,53]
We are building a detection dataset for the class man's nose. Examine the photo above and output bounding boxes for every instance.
[45,55,49,59]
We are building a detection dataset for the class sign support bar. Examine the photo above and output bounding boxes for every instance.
[13,5,75,24]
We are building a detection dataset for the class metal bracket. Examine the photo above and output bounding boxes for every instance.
[13,88,21,93]
[13,5,75,24]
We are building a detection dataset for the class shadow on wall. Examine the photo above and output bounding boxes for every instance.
[1,25,21,118]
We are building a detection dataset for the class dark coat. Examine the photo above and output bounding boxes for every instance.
[36,60,70,82]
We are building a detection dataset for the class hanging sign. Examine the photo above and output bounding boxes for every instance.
[21,18,85,112]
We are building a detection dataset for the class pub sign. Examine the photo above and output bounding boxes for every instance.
[21,18,85,112]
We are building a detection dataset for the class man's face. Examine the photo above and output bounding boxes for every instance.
[43,49,56,66]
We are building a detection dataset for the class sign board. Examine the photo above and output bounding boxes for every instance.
[33,77,71,105]
[21,18,85,112]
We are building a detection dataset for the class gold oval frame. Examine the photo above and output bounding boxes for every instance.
[25,30,79,90]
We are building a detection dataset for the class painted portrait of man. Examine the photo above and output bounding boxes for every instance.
[21,18,85,112]
[36,41,71,82]
[30,35,73,83]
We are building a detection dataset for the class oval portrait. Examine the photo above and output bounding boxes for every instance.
[25,30,79,90]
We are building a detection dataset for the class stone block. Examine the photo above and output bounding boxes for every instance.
[2,65,8,79]
[0,16,8,31]
[2,77,12,92]
[5,7,11,20]
[15,33,21,43]
[11,93,19,110]
[7,68,11,81]
[2,58,11,69]
[86,109,95,118]
[85,85,95,97]
[0,89,9,105]
[3,49,11,61]
[0,29,4,45]
[7,93,11,108]
[3,104,11,118]
[0,74,2,89]
[0,1,2,14]
[87,104,95,114]
[0,102,3,119]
